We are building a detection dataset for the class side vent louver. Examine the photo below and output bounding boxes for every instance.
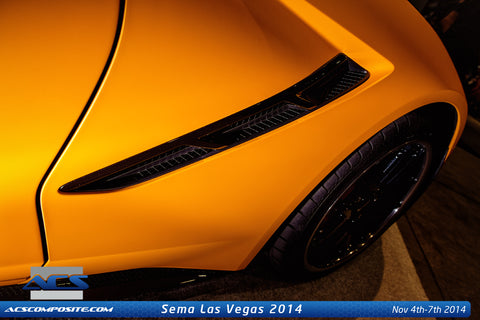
[68,146,213,192]
[60,54,369,193]
[200,103,308,146]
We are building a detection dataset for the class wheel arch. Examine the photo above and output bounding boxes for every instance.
[259,101,460,273]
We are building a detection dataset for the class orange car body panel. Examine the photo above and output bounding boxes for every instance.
[1,0,467,284]
[0,0,119,284]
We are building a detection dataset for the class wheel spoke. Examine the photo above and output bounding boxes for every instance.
[306,142,428,270]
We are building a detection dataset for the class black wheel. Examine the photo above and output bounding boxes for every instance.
[268,107,453,276]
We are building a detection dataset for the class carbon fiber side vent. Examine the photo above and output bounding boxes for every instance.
[200,103,308,146]
[68,146,213,192]
[60,54,369,193]
[298,58,369,104]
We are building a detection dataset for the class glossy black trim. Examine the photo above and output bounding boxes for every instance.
[35,0,126,264]
[60,54,369,193]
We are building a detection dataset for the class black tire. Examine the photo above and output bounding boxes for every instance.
[268,108,452,276]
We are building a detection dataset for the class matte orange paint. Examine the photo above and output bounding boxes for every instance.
[0,0,466,284]
[0,0,119,284]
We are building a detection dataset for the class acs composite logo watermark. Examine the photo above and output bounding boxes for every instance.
[23,267,88,300]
